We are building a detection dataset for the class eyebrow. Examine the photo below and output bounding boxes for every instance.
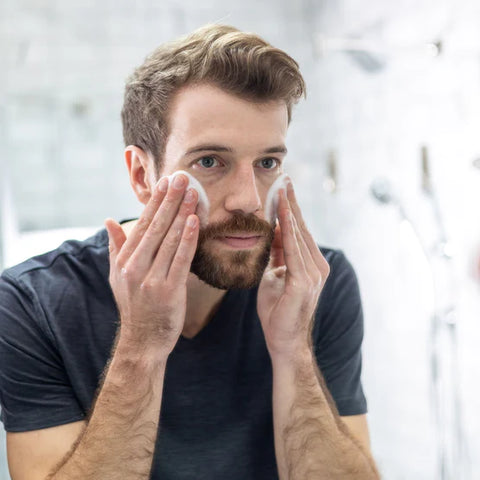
[184,144,288,156]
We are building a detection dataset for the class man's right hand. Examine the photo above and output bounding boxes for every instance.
[105,173,199,356]
[8,175,199,480]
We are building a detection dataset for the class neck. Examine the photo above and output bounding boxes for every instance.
[183,274,227,338]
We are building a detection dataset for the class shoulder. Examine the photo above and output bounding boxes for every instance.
[0,228,111,339]
[318,246,354,273]
[1,229,110,296]
[312,247,367,415]
[0,230,111,433]
[2,229,109,283]
[313,246,363,342]
[317,246,358,299]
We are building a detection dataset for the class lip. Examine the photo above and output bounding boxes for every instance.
[215,235,263,249]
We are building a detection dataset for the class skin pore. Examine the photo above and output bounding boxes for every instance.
[124,83,289,338]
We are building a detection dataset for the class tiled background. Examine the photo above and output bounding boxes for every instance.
[1,0,480,479]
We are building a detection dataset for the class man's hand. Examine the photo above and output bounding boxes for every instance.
[105,174,199,356]
[259,181,379,479]
[257,180,330,358]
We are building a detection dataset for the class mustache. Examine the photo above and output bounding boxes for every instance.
[199,213,274,241]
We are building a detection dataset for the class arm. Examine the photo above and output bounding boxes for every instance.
[271,348,378,479]
[257,180,379,479]
[7,422,86,480]
[7,335,168,480]
[45,334,168,480]
[341,414,373,451]
[7,174,199,480]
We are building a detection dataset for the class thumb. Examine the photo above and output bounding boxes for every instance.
[104,218,127,261]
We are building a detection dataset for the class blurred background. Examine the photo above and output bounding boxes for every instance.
[1,0,480,478]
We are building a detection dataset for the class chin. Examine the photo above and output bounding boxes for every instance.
[190,240,271,290]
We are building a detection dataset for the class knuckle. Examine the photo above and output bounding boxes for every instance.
[139,278,158,292]
[174,250,190,264]
[162,238,176,254]
[135,219,150,237]
[163,192,181,208]
[164,229,182,249]
[121,264,141,284]
[148,216,166,235]
[120,265,130,279]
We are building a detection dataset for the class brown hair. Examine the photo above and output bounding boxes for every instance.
[121,24,306,170]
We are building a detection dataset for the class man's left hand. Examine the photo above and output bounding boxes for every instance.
[257,180,330,358]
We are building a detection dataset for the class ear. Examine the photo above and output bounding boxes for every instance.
[125,146,157,205]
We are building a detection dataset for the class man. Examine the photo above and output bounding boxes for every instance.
[0,24,379,479]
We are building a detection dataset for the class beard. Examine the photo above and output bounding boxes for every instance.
[190,213,275,290]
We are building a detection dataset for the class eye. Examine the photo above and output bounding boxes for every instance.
[197,156,218,168]
[258,158,278,170]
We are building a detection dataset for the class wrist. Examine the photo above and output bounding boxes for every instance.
[115,328,171,366]
[269,341,313,370]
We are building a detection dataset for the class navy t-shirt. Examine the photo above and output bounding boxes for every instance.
[0,227,367,479]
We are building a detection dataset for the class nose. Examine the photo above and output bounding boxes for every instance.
[223,165,262,216]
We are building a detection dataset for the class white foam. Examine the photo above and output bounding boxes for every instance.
[264,174,290,224]
[167,170,210,226]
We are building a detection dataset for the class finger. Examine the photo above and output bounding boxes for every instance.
[284,193,311,276]
[268,222,285,269]
[126,174,192,272]
[286,180,325,269]
[282,188,315,272]
[167,214,200,283]
[116,176,169,265]
[104,218,127,263]
[290,210,314,267]
[277,188,306,279]
[291,208,329,287]
[287,181,330,285]
[148,187,199,278]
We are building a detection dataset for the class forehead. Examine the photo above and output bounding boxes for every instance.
[165,83,289,152]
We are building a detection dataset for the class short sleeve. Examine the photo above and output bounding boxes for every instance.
[312,250,367,416]
[0,273,85,432]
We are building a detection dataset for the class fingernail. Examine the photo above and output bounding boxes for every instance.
[184,188,195,203]
[187,216,197,228]
[158,177,169,192]
[173,174,186,189]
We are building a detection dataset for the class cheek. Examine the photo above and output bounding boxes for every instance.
[264,174,289,224]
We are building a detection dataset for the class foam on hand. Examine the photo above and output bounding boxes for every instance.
[264,174,290,224]
[167,170,210,226]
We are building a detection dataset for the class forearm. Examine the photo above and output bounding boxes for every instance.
[47,334,166,480]
[271,348,379,480]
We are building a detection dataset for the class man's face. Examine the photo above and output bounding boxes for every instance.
[159,83,289,289]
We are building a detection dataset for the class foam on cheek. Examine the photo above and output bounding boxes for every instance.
[264,174,290,224]
[167,170,210,227]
